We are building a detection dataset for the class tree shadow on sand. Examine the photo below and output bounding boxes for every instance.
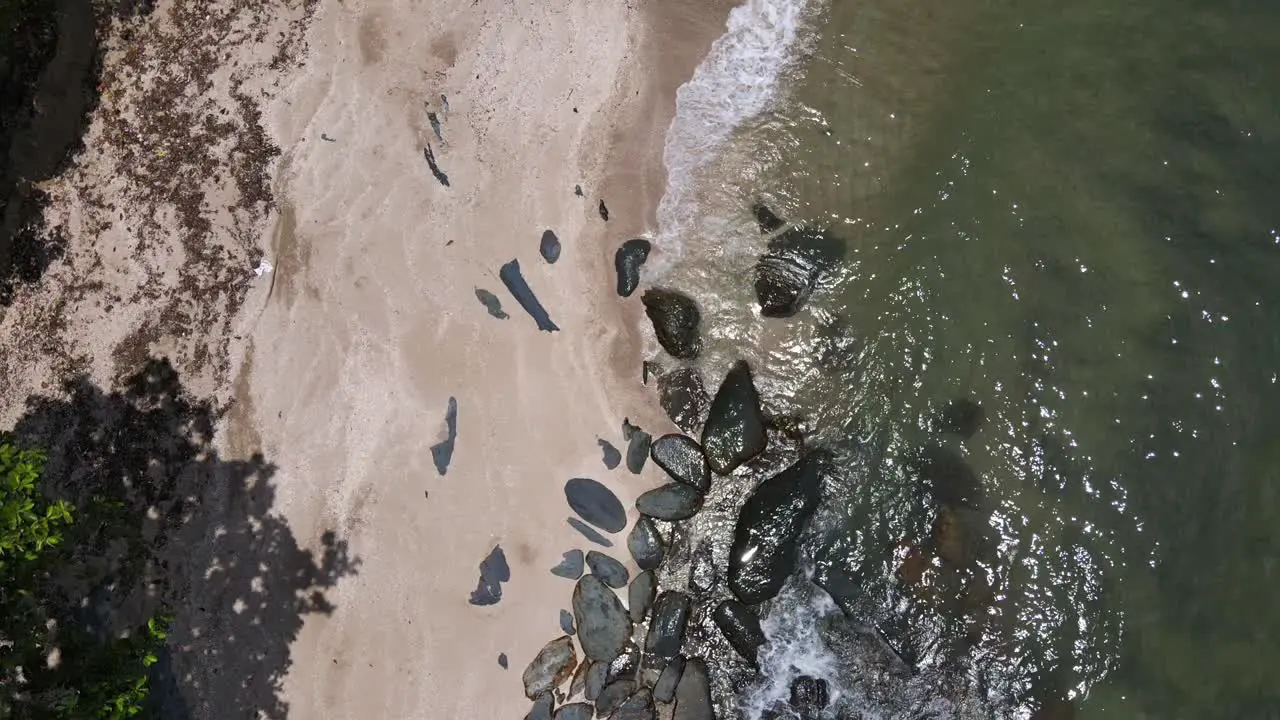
[8,357,359,719]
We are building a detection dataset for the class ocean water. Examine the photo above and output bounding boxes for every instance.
[652,0,1280,717]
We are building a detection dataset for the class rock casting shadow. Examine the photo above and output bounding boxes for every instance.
[8,357,359,719]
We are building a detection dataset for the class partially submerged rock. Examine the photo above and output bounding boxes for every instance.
[586,551,631,588]
[672,658,713,720]
[430,396,458,476]
[541,229,562,263]
[635,483,703,522]
[642,288,702,360]
[500,258,560,332]
[657,367,710,434]
[702,361,768,475]
[469,545,511,606]
[627,517,664,571]
[728,454,826,605]
[614,238,651,297]
[653,656,685,704]
[790,676,830,717]
[645,591,691,660]
[598,439,622,470]
[712,600,767,667]
[752,202,786,233]
[565,477,627,533]
[627,570,656,624]
[573,574,632,663]
[522,635,577,699]
[551,549,585,579]
[753,226,842,318]
[650,434,710,493]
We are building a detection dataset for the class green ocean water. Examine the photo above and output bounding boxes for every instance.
[646,0,1280,716]
[742,0,1280,716]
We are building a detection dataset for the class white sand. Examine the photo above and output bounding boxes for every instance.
[228,0,732,717]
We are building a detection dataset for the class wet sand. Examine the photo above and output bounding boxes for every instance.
[223,0,734,717]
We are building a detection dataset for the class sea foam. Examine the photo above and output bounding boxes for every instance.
[651,0,815,276]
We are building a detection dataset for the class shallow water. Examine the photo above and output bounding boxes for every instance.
[653,0,1280,717]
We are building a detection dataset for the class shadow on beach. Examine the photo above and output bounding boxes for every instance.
[9,357,359,719]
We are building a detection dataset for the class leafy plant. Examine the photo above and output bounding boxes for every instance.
[0,436,167,719]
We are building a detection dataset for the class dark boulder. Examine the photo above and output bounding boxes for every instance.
[752,202,786,233]
[790,676,830,718]
[645,591,692,660]
[564,477,627,533]
[586,551,631,588]
[606,641,641,684]
[615,238,651,297]
[650,434,710,492]
[627,517,664,571]
[641,288,702,360]
[596,680,636,717]
[657,367,710,434]
[712,600,767,667]
[569,659,591,698]
[598,439,622,469]
[550,549,588,580]
[501,258,560,331]
[635,483,703,521]
[586,661,609,701]
[627,570,657,624]
[468,545,511,606]
[540,229,562,263]
[567,517,614,548]
[671,658,713,720]
[753,227,842,318]
[522,635,577,699]
[728,454,826,605]
[527,693,554,720]
[610,688,655,720]
[573,574,632,663]
[701,361,767,475]
[652,656,685,703]
[554,703,593,720]
[625,427,651,475]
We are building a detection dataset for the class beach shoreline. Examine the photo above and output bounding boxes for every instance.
[218,0,737,717]
[0,0,736,717]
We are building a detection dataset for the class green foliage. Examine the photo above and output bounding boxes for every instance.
[0,437,167,719]
[0,442,73,565]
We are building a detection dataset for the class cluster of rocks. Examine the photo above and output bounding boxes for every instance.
[522,353,838,719]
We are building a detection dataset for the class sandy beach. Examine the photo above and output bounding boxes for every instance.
[236,0,742,714]
[0,0,734,717]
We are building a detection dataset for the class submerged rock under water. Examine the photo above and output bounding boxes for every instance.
[657,367,711,434]
[650,434,711,492]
